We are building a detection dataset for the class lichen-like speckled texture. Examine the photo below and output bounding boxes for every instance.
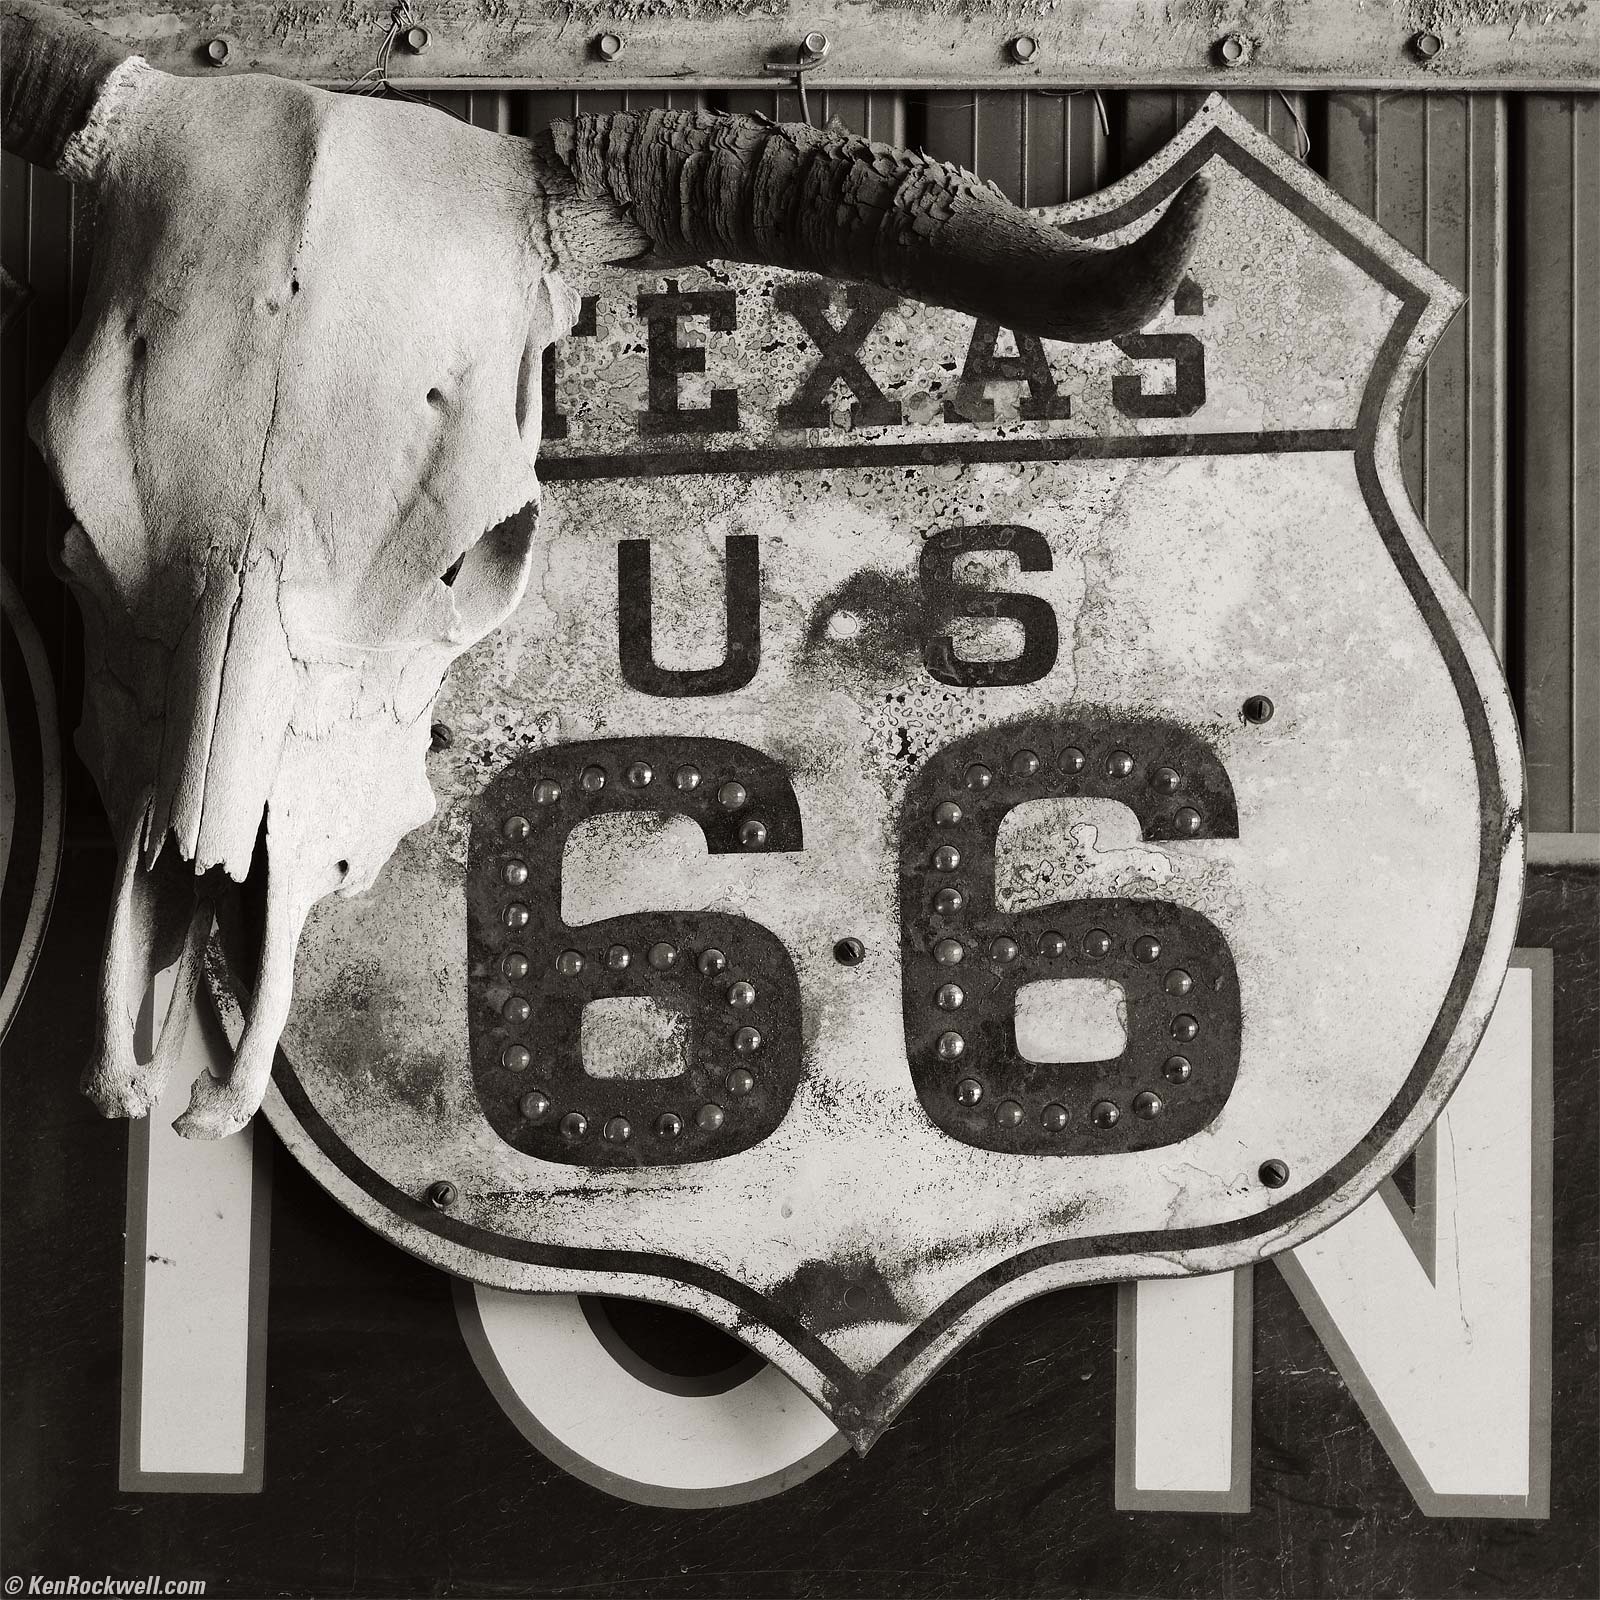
[287,446,1476,1344]
[244,101,1521,1439]
[538,154,1386,459]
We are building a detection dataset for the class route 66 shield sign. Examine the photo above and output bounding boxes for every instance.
[210,97,1522,1448]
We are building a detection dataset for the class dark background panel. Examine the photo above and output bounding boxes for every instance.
[1,861,1594,1599]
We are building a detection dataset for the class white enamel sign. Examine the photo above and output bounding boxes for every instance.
[210,100,1523,1448]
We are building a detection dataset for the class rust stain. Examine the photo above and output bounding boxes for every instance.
[770,1256,910,1332]
[241,102,1521,1445]
[801,567,927,680]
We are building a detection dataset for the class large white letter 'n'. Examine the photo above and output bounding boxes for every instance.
[1118,953,1552,1516]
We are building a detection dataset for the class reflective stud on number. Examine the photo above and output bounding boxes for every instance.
[240,100,1522,1457]
[900,714,1240,1155]
[465,737,805,1168]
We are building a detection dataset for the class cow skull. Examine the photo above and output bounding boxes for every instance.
[1,0,1207,1138]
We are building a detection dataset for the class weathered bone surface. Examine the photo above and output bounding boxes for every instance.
[0,0,1205,1138]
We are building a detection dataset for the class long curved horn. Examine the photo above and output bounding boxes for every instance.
[2,5,1204,343]
[0,0,133,173]
[537,111,1207,344]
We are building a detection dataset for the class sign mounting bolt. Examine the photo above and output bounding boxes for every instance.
[595,32,625,62]
[403,25,430,53]
[802,30,830,61]
[1412,31,1443,62]
[204,38,230,66]
[1007,35,1039,65]
[425,1180,458,1210]
[1216,34,1249,67]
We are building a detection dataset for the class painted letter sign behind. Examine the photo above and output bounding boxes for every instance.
[208,100,1523,1450]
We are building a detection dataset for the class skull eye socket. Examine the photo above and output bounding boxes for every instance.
[443,503,538,639]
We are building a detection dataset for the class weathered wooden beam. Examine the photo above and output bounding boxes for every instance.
[47,1,1600,91]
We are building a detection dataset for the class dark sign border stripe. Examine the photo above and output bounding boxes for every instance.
[270,1056,858,1392]
[540,429,1356,482]
[268,124,1511,1442]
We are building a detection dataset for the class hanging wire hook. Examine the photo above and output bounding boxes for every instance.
[1032,88,1112,143]
[343,2,467,119]
[1276,90,1311,162]
[762,34,830,128]
[345,1,407,96]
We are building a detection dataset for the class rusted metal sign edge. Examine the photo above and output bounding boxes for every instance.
[198,95,1525,1448]
[75,2,1600,91]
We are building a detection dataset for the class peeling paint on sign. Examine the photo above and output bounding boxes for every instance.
[211,100,1523,1449]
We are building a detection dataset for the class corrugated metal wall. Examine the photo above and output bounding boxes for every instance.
[2,90,1595,837]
